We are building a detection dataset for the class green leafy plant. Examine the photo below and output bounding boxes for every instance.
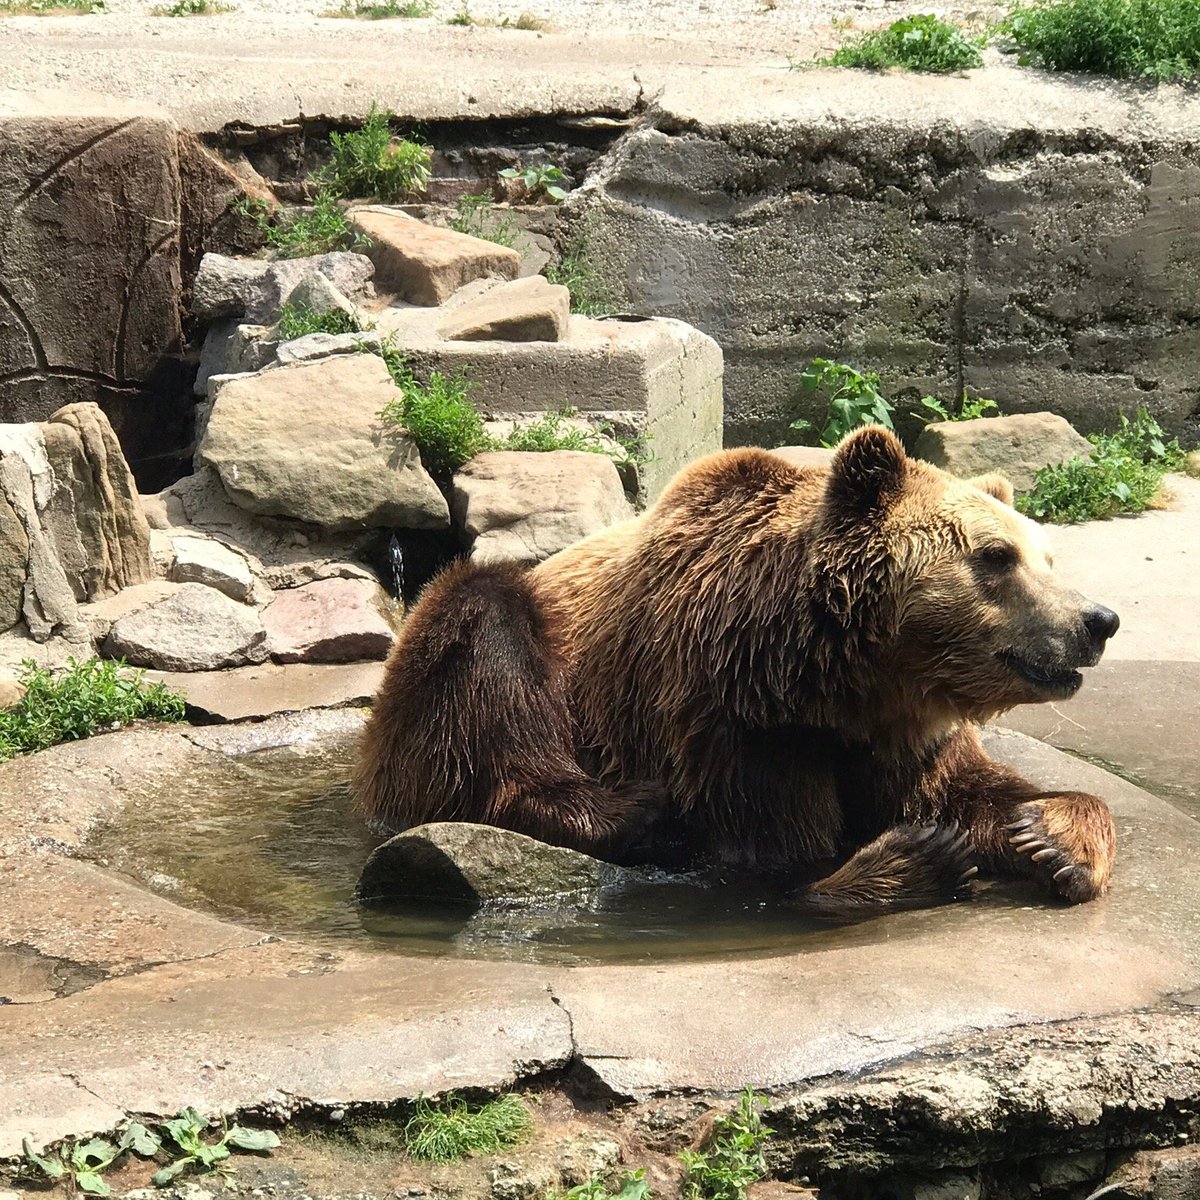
[499,163,569,202]
[789,359,896,447]
[22,1126,161,1196]
[998,0,1200,81]
[153,0,232,14]
[545,225,613,317]
[1017,408,1185,523]
[446,4,471,21]
[918,392,1001,422]
[446,7,546,26]
[0,0,103,13]
[233,189,369,259]
[0,658,185,763]
[498,409,653,472]
[403,1094,533,1162]
[324,107,432,201]
[325,0,431,14]
[680,1089,773,1200]
[553,1171,652,1200]
[450,192,518,247]
[376,347,492,477]
[277,300,362,341]
[153,1107,280,1186]
[815,13,984,72]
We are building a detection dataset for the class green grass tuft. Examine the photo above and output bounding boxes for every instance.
[233,188,369,259]
[153,0,233,14]
[277,301,362,341]
[999,0,1200,81]
[680,1090,773,1200]
[0,0,103,13]
[545,224,613,317]
[376,347,492,478]
[817,13,984,72]
[324,106,432,202]
[552,1172,651,1200]
[449,193,518,248]
[324,0,432,15]
[403,1094,533,1162]
[1016,408,1185,523]
[0,658,185,762]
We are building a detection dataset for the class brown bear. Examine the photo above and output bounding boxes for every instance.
[355,427,1120,916]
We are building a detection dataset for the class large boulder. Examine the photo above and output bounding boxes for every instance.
[451,451,633,565]
[262,577,398,663]
[191,251,375,324]
[0,404,152,638]
[914,413,1095,494]
[197,354,449,533]
[356,821,638,905]
[103,582,269,672]
[348,207,520,306]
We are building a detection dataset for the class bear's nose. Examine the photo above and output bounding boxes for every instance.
[1083,604,1120,643]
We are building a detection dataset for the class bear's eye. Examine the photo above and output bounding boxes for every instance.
[976,544,1018,570]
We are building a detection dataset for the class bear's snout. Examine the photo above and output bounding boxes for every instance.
[1083,604,1120,648]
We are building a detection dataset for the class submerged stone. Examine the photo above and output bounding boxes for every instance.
[357,822,637,905]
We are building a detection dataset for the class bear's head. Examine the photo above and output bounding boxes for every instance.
[815,426,1119,725]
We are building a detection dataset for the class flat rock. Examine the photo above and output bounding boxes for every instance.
[78,580,183,645]
[170,535,255,603]
[438,274,570,342]
[452,450,633,565]
[263,577,398,663]
[349,206,520,306]
[103,582,269,672]
[274,329,381,366]
[914,412,1094,494]
[144,660,385,722]
[198,354,449,533]
[357,821,637,905]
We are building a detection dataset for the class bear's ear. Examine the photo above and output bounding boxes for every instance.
[825,425,908,512]
[968,473,1015,507]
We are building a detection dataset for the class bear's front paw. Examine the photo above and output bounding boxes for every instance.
[1005,792,1116,903]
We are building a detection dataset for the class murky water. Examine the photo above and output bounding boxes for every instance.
[83,734,995,965]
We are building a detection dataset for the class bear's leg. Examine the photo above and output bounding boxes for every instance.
[911,725,1116,904]
[355,560,666,860]
[800,823,978,918]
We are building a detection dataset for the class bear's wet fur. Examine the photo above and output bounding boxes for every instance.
[356,427,1119,915]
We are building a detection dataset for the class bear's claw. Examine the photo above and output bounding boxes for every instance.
[1004,794,1115,904]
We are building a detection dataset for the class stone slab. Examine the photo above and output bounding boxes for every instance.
[262,578,399,664]
[379,310,724,500]
[349,206,520,306]
[144,661,385,722]
[438,274,571,342]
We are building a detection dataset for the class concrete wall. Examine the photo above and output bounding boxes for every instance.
[577,70,1200,448]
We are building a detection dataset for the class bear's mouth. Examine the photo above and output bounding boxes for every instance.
[998,651,1084,697]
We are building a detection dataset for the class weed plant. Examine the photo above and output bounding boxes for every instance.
[499,163,569,202]
[553,1172,651,1200]
[403,1094,533,1162]
[999,0,1200,81]
[545,225,613,317]
[817,14,983,72]
[789,359,896,446]
[234,190,369,258]
[325,0,431,14]
[918,392,1001,422]
[325,107,432,201]
[450,193,518,247]
[277,300,362,340]
[680,1090,773,1200]
[0,0,103,12]
[1017,408,1185,522]
[0,658,185,762]
[153,0,232,14]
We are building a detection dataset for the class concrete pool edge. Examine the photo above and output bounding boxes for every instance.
[3,714,1200,1166]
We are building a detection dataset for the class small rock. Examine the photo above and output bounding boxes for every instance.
[914,412,1094,495]
[227,324,279,375]
[103,582,269,672]
[140,492,171,531]
[1185,449,1200,479]
[192,254,270,320]
[192,252,374,324]
[0,678,25,709]
[349,207,520,306]
[282,270,360,322]
[488,1160,557,1200]
[194,318,240,397]
[452,450,633,566]
[555,1135,623,1187]
[357,822,640,905]
[439,275,570,343]
[171,535,255,603]
[263,578,398,664]
[275,330,382,366]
